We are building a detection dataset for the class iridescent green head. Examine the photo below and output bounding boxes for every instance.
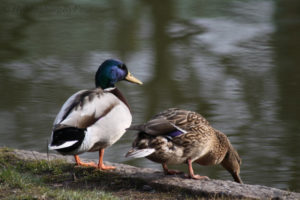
[95,59,142,89]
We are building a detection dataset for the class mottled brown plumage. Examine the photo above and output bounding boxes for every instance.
[126,108,242,183]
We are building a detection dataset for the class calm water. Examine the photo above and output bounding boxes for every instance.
[0,0,299,192]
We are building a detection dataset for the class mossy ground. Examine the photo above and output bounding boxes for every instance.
[0,148,202,200]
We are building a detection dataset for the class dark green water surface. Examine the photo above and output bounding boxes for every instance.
[0,0,299,192]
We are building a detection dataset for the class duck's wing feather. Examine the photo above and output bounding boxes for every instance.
[128,118,176,136]
[53,90,88,126]
[54,88,121,129]
[128,108,189,136]
[153,108,209,127]
[129,108,209,136]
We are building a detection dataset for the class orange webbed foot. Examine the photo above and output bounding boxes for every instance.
[162,163,184,175]
[98,164,116,170]
[97,149,116,170]
[187,159,210,180]
[74,155,98,168]
[187,174,210,180]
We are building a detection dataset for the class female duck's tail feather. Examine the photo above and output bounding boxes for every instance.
[125,148,155,158]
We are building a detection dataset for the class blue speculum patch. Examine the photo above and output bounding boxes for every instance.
[167,130,184,137]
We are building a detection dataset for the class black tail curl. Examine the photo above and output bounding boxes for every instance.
[51,126,86,153]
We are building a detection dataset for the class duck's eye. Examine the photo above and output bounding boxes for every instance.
[119,64,126,70]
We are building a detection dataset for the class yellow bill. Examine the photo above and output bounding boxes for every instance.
[125,71,143,85]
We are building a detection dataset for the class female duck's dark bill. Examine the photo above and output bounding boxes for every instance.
[125,71,143,85]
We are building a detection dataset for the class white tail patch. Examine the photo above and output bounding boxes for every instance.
[48,140,78,150]
[125,148,155,158]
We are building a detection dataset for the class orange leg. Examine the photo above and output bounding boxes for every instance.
[187,159,209,180]
[162,163,183,175]
[74,155,97,168]
[97,149,116,170]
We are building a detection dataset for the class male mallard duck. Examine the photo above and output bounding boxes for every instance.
[49,59,142,170]
[126,108,242,183]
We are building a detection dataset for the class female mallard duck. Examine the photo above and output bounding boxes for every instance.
[126,108,242,183]
[49,59,142,170]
